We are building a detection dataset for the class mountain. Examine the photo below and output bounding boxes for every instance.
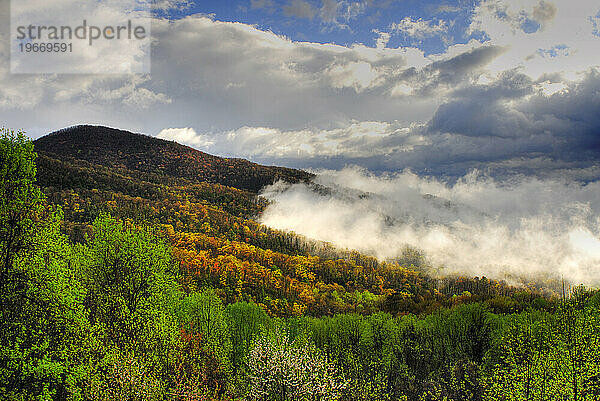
[34,125,313,193]
[31,124,546,317]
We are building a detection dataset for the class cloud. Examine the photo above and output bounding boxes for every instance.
[157,127,215,147]
[156,121,427,160]
[2,14,443,132]
[260,167,600,285]
[436,5,461,14]
[372,29,390,49]
[155,64,600,179]
[10,0,152,74]
[283,0,317,19]
[1,4,599,180]
[325,61,380,92]
[320,0,340,23]
[250,0,276,13]
[468,0,600,78]
[415,45,506,94]
[429,69,600,151]
[2,1,600,284]
[319,0,368,27]
[391,17,448,39]
[152,0,193,12]
[532,1,558,28]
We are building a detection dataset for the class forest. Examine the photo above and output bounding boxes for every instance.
[2,126,600,401]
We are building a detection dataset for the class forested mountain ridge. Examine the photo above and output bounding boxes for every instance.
[34,125,314,193]
[32,126,544,318]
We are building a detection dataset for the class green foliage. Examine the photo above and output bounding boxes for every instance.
[0,208,91,400]
[3,128,600,400]
[0,130,88,400]
[87,351,163,401]
[483,298,600,401]
[78,215,181,350]
[225,301,273,375]
[176,289,232,375]
[0,128,43,281]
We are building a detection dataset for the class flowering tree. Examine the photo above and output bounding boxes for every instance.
[88,353,162,401]
[247,330,347,401]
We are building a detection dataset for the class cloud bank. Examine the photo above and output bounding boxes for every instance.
[260,168,600,286]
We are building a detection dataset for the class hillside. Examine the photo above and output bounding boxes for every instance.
[34,125,314,193]
[32,125,553,317]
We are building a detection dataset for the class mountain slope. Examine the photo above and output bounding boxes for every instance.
[34,125,314,193]
[31,124,547,318]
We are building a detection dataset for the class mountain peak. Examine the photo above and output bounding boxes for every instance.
[34,125,313,192]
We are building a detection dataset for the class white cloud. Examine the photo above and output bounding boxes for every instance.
[10,0,152,74]
[326,61,380,91]
[157,121,428,160]
[319,0,368,27]
[0,6,598,182]
[372,29,390,49]
[436,5,461,14]
[391,17,448,39]
[157,127,215,147]
[468,0,600,79]
[1,2,599,283]
[152,0,192,11]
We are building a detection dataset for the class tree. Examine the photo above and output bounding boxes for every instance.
[0,128,43,284]
[483,310,561,401]
[225,301,272,374]
[0,207,91,400]
[78,214,181,353]
[556,287,600,401]
[247,328,346,401]
[176,289,232,376]
[0,130,92,400]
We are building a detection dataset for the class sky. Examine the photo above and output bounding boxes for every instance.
[2,0,599,178]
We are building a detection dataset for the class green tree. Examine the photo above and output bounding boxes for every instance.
[483,310,560,401]
[0,128,43,284]
[78,215,181,358]
[176,289,232,368]
[174,289,232,395]
[555,288,600,401]
[225,301,272,374]
[0,130,91,400]
[0,207,91,400]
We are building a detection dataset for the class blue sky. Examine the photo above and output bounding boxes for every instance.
[167,0,484,55]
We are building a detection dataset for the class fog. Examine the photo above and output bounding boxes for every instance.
[259,167,600,286]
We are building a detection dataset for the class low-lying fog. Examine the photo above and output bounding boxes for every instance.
[260,167,600,286]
